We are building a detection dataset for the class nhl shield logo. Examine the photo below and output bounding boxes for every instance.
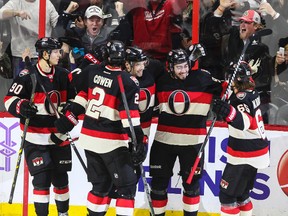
[32,157,44,166]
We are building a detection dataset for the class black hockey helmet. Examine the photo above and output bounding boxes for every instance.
[125,46,147,62]
[93,43,108,62]
[166,49,189,75]
[35,37,62,52]
[106,40,125,66]
[228,61,252,83]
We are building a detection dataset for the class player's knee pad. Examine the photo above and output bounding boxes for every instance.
[219,190,237,205]
[52,172,68,188]
[150,177,170,200]
[117,184,136,199]
[183,180,200,197]
[91,182,112,197]
[32,171,52,189]
[237,191,250,203]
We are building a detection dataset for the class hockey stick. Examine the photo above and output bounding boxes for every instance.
[24,57,88,174]
[8,56,37,204]
[186,28,272,184]
[117,75,155,216]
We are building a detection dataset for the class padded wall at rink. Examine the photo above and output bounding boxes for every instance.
[1,117,288,215]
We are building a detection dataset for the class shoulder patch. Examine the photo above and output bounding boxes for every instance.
[130,76,139,86]
[236,92,247,100]
[19,69,30,77]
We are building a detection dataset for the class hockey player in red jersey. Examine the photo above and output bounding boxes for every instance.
[54,40,147,216]
[212,62,270,216]
[149,48,224,216]
[4,37,75,216]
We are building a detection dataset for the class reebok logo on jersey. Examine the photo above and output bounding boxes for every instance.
[220,179,229,189]
[150,165,161,169]
[32,157,44,166]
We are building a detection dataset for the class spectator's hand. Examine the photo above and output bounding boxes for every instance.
[22,48,32,62]
[115,1,125,17]
[17,99,38,118]
[69,50,75,64]
[258,2,277,17]
[188,44,206,61]
[212,99,236,122]
[17,11,31,20]
[65,1,79,14]
[181,38,192,49]
[131,135,148,166]
[276,51,286,65]
[75,16,85,29]
[219,0,235,9]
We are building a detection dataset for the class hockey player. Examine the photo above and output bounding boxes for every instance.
[149,48,224,216]
[4,37,75,216]
[212,61,270,216]
[124,46,157,137]
[54,40,147,216]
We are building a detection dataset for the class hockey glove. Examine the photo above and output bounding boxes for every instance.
[131,135,148,166]
[188,43,206,62]
[50,133,78,147]
[54,110,78,134]
[212,99,236,122]
[16,99,38,118]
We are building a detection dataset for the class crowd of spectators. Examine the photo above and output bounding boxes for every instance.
[0,0,288,125]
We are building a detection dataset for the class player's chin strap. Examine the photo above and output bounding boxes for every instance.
[185,28,273,185]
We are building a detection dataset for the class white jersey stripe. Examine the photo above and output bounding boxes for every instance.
[155,131,205,145]
[77,133,129,153]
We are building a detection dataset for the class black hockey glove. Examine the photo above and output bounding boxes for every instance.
[50,133,78,147]
[54,110,79,134]
[187,43,206,62]
[131,135,148,166]
[212,99,236,122]
[16,99,38,118]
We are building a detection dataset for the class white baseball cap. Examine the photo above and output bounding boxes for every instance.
[85,6,104,19]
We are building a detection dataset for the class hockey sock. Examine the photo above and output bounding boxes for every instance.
[87,191,111,216]
[33,188,50,216]
[54,186,70,213]
[221,205,240,216]
[151,190,168,216]
[115,197,134,216]
[239,200,253,216]
[183,193,200,216]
